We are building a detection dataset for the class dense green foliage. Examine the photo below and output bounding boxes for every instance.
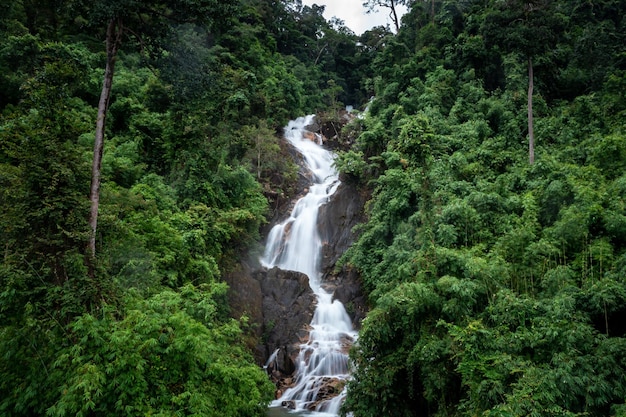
[337,0,626,416]
[3,0,626,415]
[0,0,373,415]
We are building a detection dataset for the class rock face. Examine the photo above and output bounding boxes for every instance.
[224,185,366,365]
[223,260,264,359]
[318,181,369,328]
[258,267,316,376]
[224,114,368,398]
[318,182,365,273]
[224,263,315,370]
[278,377,346,411]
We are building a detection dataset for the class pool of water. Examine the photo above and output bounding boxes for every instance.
[267,406,337,417]
[267,407,308,416]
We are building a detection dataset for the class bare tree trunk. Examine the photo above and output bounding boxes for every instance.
[431,0,435,24]
[527,57,535,164]
[88,18,122,259]
[256,134,261,179]
[389,0,400,32]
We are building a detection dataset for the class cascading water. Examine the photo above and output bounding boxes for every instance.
[261,115,357,416]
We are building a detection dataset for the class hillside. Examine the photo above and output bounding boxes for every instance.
[334,1,626,416]
[1,0,625,416]
[0,1,366,414]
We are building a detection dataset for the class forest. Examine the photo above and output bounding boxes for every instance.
[1,0,625,416]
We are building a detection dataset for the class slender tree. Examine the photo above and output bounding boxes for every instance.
[363,0,409,33]
[528,56,534,164]
[89,17,122,258]
[481,0,563,165]
[78,0,236,262]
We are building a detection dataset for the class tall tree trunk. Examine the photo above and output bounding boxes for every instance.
[88,18,122,259]
[390,0,400,32]
[527,56,535,164]
[431,0,435,24]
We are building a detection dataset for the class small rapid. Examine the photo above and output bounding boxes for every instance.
[261,115,356,416]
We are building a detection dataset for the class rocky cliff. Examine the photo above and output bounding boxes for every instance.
[318,181,368,328]
[223,113,367,383]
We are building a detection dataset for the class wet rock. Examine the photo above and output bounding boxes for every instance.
[257,267,316,376]
[223,263,316,370]
[308,377,347,411]
[282,400,296,409]
[318,182,365,270]
[318,181,369,328]
[331,266,368,329]
[304,119,321,134]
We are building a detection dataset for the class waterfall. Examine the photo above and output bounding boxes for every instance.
[261,115,357,416]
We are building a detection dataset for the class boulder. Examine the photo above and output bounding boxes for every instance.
[306,111,358,151]
[223,262,316,370]
[257,267,316,376]
[308,377,347,411]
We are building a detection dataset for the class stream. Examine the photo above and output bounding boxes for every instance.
[261,115,357,416]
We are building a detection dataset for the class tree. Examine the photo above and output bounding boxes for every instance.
[481,0,565,165]
[89,17,121,259]
[77,0,237,261]
[528,55,535,164]
[363,0,410,33]
[44,287,275,417]
[0,41,97,318]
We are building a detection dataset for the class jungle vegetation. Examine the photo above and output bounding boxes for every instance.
[0,0,370,414]
[1,0,626,416]
[335,0,626,416]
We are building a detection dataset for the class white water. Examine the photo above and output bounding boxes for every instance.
[261,115,357,416]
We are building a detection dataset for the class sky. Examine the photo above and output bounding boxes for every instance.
[301,0,408,35]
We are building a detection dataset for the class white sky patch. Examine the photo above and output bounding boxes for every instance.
[301,0,408,35]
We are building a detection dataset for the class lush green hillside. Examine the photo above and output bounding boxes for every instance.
[335,1,626,416]
[0,0,367,415]
[2,0,626,416]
